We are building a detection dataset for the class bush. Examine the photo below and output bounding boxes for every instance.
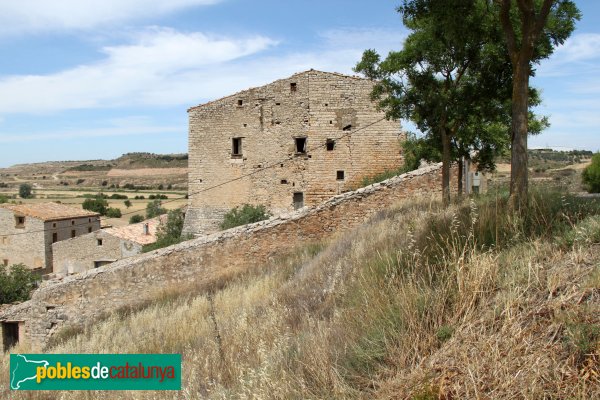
[105,207,122,218]
[129,214,144,224]
[146,200,167,219]
[582,153,600,193]
[149,194,168,200]
[124,200,132,209]
[82,197,108,215]
[0,264,40,304]
[143,209,189,252]
[19,183,33,199]
[220,204,270,230]
[0,194,7,204]
[110,194,128,200]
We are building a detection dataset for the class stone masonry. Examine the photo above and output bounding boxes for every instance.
[0,203,101,273]
[183,70,404,235]
[0,163,456,352]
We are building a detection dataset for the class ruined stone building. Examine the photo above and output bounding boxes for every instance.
[183,70,404,234]
[52,215,166,276]
[0,203,101,273]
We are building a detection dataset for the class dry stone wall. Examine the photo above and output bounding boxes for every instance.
[0,163,455,351]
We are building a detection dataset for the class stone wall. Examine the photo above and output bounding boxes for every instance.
[0,210,46,270]
[0,163,455,352]
[184,70,404,235]
[52,230,142,276]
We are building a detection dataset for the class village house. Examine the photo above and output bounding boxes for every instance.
[183,69,405,235]
[52,216,166,276]
[0,203,101,273]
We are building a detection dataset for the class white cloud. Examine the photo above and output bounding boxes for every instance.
[0,26,409,115]
[0,28,277,114]
[0,0,221,35]
[0,121,183,143]
[537,33,600,77]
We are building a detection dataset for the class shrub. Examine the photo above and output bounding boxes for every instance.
[0,264,40,304]
[582,153,600,193]
[129,214,144,224]
[76,178,85,185]
[82,197,108,215]
[0,194,7,204]
[146,200,167,219]
[18,183,33,199]
[109,194,128,200]
[143,209,189,252]
[105,207,122,218]
[124,200,132,209]
[220,204,270,230]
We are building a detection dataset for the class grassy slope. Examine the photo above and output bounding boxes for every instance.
[1,190,599,399]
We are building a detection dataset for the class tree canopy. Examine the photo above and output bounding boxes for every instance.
[497,0,580,208]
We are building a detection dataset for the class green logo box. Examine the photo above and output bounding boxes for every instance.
[10,354,181,391]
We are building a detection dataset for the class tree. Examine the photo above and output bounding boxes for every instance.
[143,209,189,252]
[19,183,33,199]
[0,264,40,304]
[582,153,600,193]
[124,200,132,209]
[82,196,108,215]
[497,0,579,208]
[220,204,270,230]
[105,207,122,218]
[146,200,167,219]
[129,214,145,224]
[356,0,513,204]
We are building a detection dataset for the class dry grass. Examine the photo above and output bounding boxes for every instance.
[1,191,599,399]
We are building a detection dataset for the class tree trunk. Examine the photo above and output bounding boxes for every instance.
[441,128,451,206]
[510,60,530,210]
[457,157,464,199]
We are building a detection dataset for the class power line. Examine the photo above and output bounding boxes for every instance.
[1,117,390,238]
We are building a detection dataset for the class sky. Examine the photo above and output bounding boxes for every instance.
[0,1,598,167]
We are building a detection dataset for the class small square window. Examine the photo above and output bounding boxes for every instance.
[88,227,93,233]
[15,216,25,228]
[337,170,345,180]
[280,179,288,184]
[97,239,103,246]
[290,82,297,92]
[237,99,243,106]
[293,192,304,210]
[295,137,307,154]
[2,259,8,267]
[71,230,76,238]
[232,137,243,158]
[88,218,92,223]
[52,223,57,228]
[326,139,335,151]
[71,220,75,225]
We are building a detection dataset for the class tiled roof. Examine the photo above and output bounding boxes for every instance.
[0,202,100,222]
[103,215,167,246]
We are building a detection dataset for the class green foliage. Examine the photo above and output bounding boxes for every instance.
[0,264,40,304]
[19,183,33,199]
[143,209,189,252]
[129,214,145,224]
[149,194,168,200]
[109,193,128,200]
[82,196,108,215]
[124,200,132,209]
[0,194,7,204]
[220,204,270,230]
[582,153,600,193]
[146,200,167,219]
[105,207,122,218]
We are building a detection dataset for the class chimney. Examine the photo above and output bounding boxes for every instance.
[143,223,149,235]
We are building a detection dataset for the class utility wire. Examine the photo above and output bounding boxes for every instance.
[1,117,389,237]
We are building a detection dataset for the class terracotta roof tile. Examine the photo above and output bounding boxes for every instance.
[103,215,167,246]
[0,202,100,222]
